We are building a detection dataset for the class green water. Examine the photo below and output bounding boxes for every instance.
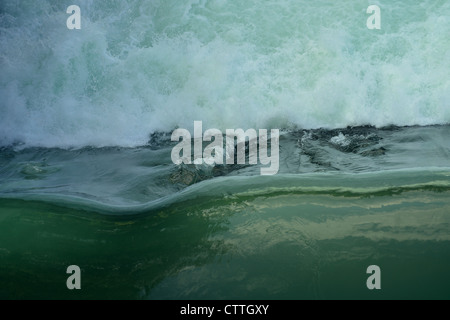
[1,172,449,299]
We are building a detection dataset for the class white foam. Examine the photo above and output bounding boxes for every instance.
[1,0,449,148]
[330,133,350,147]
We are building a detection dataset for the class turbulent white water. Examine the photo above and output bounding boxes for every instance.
[1,0,449,148]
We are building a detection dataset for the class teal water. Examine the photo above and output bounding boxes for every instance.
[1,172,450,300]
[1,127,450,299]
[1,1,450,299]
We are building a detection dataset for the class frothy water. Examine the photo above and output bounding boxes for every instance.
[1,0,449,148]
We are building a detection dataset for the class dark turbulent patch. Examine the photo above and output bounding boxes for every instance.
[145,125,448,179]
[299,126,385,152]
[307,126,383,153]
[292,126,391,172]
[148,131,258,185]
[147,132,174,149]
[169,163,247,186]
[160,125,391,178]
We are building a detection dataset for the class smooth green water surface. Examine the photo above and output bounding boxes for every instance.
[1,178,449,299]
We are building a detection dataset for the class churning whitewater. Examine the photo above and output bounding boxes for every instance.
[1,0,449,148]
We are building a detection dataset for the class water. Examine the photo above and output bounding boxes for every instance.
[1,0,449,147]
[0,0,449,299]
